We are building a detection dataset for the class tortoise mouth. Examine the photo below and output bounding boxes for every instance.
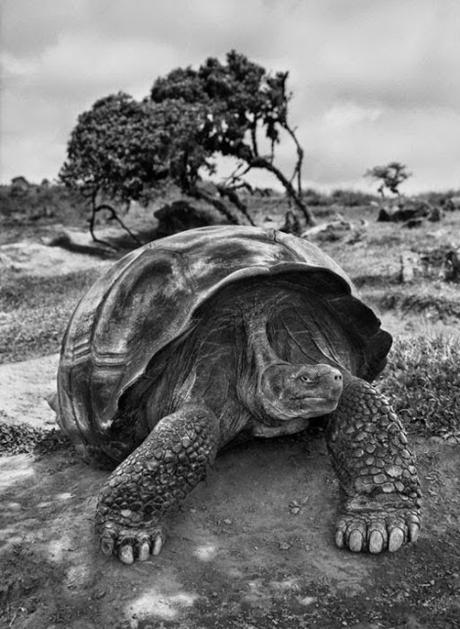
[262,396,341,423]
[293,394,339,401]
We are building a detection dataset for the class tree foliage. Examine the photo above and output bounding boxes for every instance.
[365,161,412,197]
[60,92,216,244]
[60,51,314,245]
[60,92,213,204]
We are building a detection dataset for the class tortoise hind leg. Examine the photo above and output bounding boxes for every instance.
[326,377,422,554]
[96,404,219,564]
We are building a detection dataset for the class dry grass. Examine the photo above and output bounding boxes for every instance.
[0,270,101,363]
[378,334,460,439]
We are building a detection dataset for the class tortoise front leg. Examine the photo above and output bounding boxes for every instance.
[96,404,219,564]
[326,377,421,554]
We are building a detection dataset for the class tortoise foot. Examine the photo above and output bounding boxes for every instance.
[335,506,420,554]
[98,520,166,564]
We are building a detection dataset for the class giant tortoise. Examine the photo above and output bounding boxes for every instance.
[57,225,421,564]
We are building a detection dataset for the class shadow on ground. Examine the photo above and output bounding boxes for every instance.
[1,433,459,629]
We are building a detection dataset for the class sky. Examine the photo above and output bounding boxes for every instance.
[1,0,459,193]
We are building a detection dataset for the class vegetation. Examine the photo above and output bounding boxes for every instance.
[0,179,86,221]
[0,420,72,456]
[60,50,314,243]
[379,335,460,438]
[365,161,412,197]
[302,188,377,208]
[0,270,101,363]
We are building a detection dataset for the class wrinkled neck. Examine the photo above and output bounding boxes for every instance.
[238,303,289,426]
[244,304,284,372]
[340,371,358,389]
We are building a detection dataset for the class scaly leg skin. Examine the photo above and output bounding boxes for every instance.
[326,377,421,554]
[95,404,219,564]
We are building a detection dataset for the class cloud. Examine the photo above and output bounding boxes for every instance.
[300,105,460,192]
[1,0,459,190]
[322,103,383,129]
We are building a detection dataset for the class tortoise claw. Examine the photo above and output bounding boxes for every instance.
[119,544,135,565]
[153,534,164,556]
[388,527,405,552]
[97,521,166,564]
[335,507,420,554]
[348,521,367,552]
[368,521,387,554]
[100,535,114,556]
[409,522,420,543]
[138,541,151,561]
[335,522,346,549]
[368,530,384,554]
[407,513,421,543]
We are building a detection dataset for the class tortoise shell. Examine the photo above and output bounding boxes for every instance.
[57,225,391,446]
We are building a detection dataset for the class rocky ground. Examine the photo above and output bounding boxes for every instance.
[1,212,459,628]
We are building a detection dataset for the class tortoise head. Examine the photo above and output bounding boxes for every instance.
[258,362,343,421]
[242,298,344,423]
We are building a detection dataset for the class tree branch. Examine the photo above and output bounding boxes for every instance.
[250,117,259,157]
[282,122,304,196]
[224,162,251,188]
[188,185,249,225]
[88,189,143,248]
[96,204,143,246]
[248,157,315,226]
[216,184,255,225]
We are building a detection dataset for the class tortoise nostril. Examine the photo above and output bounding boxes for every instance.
[334,373,342,381]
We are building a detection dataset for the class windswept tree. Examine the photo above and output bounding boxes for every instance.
[150,51,314,225]
[365,161,412,198]
[60,51,314,245]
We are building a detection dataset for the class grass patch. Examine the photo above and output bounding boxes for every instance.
[378,334,460,439]
[0,269,101,363]
[368,289,460,321]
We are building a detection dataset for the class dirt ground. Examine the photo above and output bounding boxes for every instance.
[1,219,460,628]
[1,383,459,629]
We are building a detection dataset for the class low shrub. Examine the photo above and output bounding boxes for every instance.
[375,291,460,321]
[302,187,378,208]
[302,188,332,207]
[330,188,377,207]
[416,189,460,207]
[378,335,460,439]
[0,182,87,221]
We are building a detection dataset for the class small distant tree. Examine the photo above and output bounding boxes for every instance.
[365,162,412,198]
[60,51,314,245]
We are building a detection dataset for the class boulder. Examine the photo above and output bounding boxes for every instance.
[443,249,460,282]
[153,200,227,238]
[442,196,460,212]
[377,199,441,225]
[399,251,422,283]
[302,218,367,243]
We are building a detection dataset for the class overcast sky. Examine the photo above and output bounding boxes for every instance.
[1,0,459,192]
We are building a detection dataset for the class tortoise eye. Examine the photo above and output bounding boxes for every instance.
[300,375,312,383]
